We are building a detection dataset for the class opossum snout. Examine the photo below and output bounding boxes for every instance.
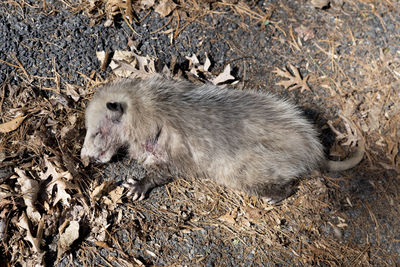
[81,145,115,166]
[80,145,91,166]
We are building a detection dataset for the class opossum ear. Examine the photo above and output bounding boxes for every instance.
[106,102,124,122]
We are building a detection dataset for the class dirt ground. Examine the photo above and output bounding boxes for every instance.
[0,0,399,266]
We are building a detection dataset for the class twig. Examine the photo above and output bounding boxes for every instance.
[11,53,31,81]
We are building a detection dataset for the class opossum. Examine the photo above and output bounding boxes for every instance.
[81,77,364,203]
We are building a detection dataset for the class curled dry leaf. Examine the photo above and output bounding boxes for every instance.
[185,54,237,85]
[311,0,343,9]
[57,220,80,261]
[0,114,27,133]
[140,0,155,9]
[187,53,213,77]
[273,64,311,92]
[108,50,136,77]
[135,52,156,74]
[105,0,125,17]
[15,168,41,223]
[17,212,43,254]
[311,0,330,9]
[203,55,211,72]
[98,50,157,79]
[90,182,107,201]
[102,186,124,211]
[65,84,80,102]
[327,114,361,147]
[96,51,107,67]
[154,0,177,17]
[186,54,200,69]
[212,64,235,85]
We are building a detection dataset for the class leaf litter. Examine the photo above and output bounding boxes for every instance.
[97,49,237,85]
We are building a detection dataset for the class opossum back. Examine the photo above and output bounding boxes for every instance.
[148,81,326,182]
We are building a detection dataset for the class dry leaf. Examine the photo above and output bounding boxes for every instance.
[57,220,80,260]
[40,157,74,207]
[135,53,156,73]
[273,64,311,92]
[162,65,172,77]
[104,186,124,210]
[244,206,265,221]
[203,55,211,72]
[186,54,200,76]
[139,0,155,9]
[58,221,80,248]
[186,54,200,69]
[90,182,107,200]
[96,51,106,66]
[15,168,41,223]
[107,50,135,77]
[145,249,157,258]
[218,208,237,224]
[65,84,80,102]
[311,0,343,9]
[185,55,236,85]
[60,114,77,138]
[294,25,315,41]
[311,0,330,8]
[104,50,157,79]
[327,114,360,147]
[87,209,109,242]
[212,64,235,85]
[154,0,177,17]
[0,114,26,133]
[17,212,43,254]
[104,19,113,27]
[186,54,213,79]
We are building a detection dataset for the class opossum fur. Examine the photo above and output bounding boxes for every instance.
[81,77,364,203]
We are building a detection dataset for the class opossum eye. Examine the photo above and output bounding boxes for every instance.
[106,102,123,113]
[106,102,124,122]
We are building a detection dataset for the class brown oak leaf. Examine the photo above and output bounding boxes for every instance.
[273,64,311,92]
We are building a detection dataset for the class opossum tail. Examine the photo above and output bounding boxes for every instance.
[325,140,365,171]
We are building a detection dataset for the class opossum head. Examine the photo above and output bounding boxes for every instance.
[81,93,129,165]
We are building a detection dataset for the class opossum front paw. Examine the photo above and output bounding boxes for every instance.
[123,178,149,201]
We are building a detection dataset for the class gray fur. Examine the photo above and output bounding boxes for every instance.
[81,77,364,203]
